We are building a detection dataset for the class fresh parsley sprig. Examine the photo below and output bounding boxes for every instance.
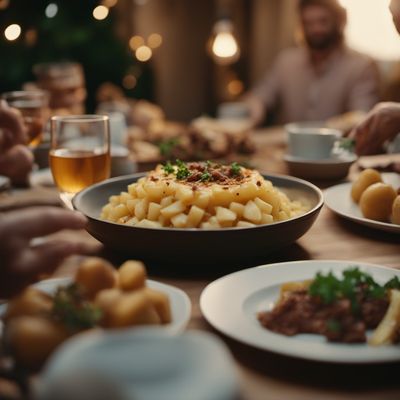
[200,171,211,182]
[162,161,175,175]
[175,159,191,180]
[230,162,242,176]
[308,267,389,314]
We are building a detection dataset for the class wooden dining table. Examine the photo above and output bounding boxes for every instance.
[1,126,400,400]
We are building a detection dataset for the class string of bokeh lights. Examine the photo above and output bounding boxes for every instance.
[1,0,243,96]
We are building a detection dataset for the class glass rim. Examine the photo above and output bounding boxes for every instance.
[2,90,49,100]
[51,114,110,123]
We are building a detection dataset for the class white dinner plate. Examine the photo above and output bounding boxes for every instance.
[0,277,191,334]
[200,260,400,364]
[324,173,400,234]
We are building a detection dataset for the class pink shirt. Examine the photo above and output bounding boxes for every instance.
[251,46,380,124]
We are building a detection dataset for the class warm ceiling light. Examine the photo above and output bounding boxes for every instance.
[148,33,162,49]
[129,35,144,51]
[45,3,58,18]
[4,24,21,41]
[210,20,240,65]
[135,45,152,62]
[93,5,109,20]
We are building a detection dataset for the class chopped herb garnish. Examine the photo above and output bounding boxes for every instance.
[162,161,175,175]
[308,267,389,314]
[52,284,102,333]
[309,271,340,305]
[200,171,211,182]
[175,159,191,180]
[230,162,242,176]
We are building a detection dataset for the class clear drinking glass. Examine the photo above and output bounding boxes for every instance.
[50,115,110,205]
[2,90,50,147]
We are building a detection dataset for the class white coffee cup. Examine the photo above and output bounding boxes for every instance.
[286,123,342,160]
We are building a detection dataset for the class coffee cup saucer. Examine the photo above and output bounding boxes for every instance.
[284,152,357,180]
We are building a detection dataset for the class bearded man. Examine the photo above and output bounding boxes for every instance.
[244,0,380,126]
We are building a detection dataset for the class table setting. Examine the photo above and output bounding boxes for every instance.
[1,117,400,400]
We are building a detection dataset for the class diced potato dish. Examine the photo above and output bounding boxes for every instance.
[101,161,310,229]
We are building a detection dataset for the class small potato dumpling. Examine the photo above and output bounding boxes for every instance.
[4,288,53,322]
[5,316,69,370]
[392,195,400,225]
[144,288,171,324]
[351,168,382,203]
[359,183,397,222]
[75,257,117,299]
[94,288,123,327]
[107,290,161,328]
[118,260,147,291]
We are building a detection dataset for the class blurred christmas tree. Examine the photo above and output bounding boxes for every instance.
[0,0,154,111]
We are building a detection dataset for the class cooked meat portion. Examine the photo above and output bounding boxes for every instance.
[258,289,388,343]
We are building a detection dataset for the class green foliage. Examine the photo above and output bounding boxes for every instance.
[0,0,153,110]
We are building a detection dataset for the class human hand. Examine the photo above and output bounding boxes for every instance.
[349,102,400,155]
[0,144,34,185]
[0,100,27,153]
[0,207,94,298]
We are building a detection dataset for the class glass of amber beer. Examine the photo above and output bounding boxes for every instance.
[2,90,49,147]
[50,115,110,205]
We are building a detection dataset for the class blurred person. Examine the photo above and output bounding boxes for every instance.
[0,100,34,185]
[244,0,380,126]
[350,0,400,155]
[0,106,95,298]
